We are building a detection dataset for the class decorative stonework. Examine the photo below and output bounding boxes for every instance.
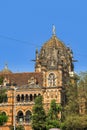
[0,27,75,130]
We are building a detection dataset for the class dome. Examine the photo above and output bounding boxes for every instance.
[38,35,68,70]
[42,25,66,50]
[42,35,66,49]
[35,26,73,72]
[0,64,12,74]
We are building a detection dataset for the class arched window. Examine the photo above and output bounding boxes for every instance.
[30,94,33,101]
[17,111,24,123]
[25,94,28,102]
[2,112,6,115]
[25,110,32,123]
[21,94,24,102]
[34,94,37,100]
[38,93,41,96]
[16,95,20,102]
[48,73,56,87]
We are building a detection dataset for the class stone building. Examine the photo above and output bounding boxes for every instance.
[0,26,74,130]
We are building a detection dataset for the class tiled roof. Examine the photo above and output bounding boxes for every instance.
[0,72,43,87]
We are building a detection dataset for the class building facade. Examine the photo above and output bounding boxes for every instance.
[0,27,74,130]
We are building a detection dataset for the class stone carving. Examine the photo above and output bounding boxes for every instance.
[28,77,36,85]
[48,73,56,87]
[35,34,74,72]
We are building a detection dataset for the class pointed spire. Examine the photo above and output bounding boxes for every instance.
[52,25,56,36]
[36,48,38,54]
[1,63,12,74]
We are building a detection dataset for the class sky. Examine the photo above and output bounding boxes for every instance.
[0,0,87,73]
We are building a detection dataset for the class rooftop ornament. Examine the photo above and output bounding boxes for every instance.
[52,25,56,36]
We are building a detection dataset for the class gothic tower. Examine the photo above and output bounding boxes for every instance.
[35,26,74,106]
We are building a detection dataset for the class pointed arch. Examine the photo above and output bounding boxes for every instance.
[1,111,6,115]
[17,110,24,123]
[25,110,32,123]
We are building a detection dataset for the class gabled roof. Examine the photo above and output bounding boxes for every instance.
[0,72,43,87]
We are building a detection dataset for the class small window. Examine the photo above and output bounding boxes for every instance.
[25,94,28,102]
[34,94,37,100]
[30,94,33,101]
[21,94,24,102]
[16,95,20,102]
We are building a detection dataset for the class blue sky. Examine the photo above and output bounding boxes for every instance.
[0,0,87,73]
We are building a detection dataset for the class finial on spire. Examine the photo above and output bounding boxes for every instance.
[52,25,56,36]
[4,63,8,70]
[36,48,39,60]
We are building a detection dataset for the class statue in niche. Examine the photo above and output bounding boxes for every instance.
[3,77,10,86]
[48,73,56,87]
[50,57,55,67]
[47,56,56,69]
[41,49,45,57]
[52,25,56,36]
[52,47,56,56]
[28,77,35,85]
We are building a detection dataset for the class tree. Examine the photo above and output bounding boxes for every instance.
[61,72,87,130]
[0,76,4,85]
[46,99,61,130]
[78,72,87,113]
[61,114,87,130]
[0,112,8,125]
[0,88,7,103]
[10,125,25,130]
[61,80,79,129]
[63,81,79,117]
[32,95,46,130]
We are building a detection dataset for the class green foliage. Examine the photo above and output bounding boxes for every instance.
[64,82,79,117]
[46,99,61,130]
[47,99,59,120]
[0,112,8,125]
[46,120,60,130]
[32,95,46,130]
[77,72,87,114]
[78,72,87,104]
[31,73,87,130]
[10,125,25,130]
[0,76,4,85]
[61,72,87,130]
[0,88,7,103]
[32,98,62,130]
[61,114,87,130]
